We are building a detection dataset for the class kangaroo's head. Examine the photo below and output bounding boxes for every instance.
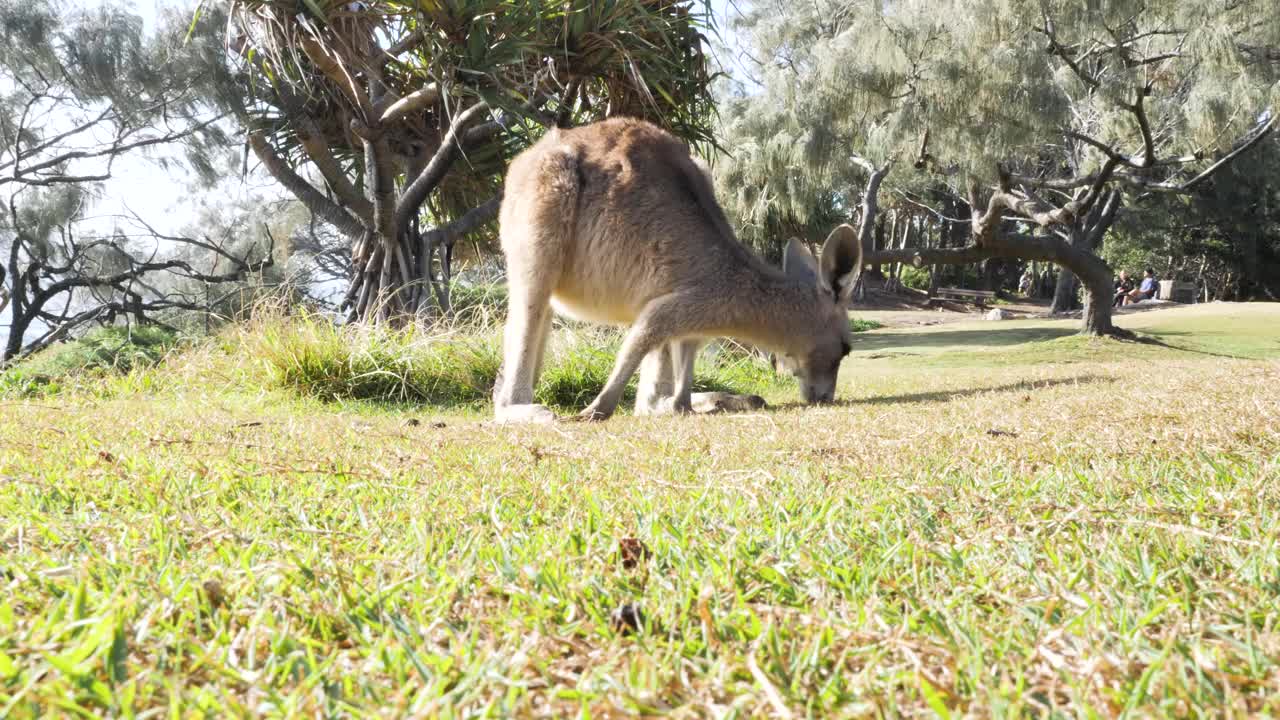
[774,225,862,404]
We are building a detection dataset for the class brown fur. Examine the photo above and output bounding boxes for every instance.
[493,118,861,422]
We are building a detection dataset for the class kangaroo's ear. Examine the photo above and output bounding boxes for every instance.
[820,224,862,305]
[783,237,821,287]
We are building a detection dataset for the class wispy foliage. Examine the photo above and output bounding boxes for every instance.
[714,0,1280,250]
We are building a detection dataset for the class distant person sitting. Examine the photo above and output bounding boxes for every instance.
[1113,270,1133,307]
[1124,268,1158,305]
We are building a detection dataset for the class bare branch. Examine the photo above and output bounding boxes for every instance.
[1063,130,1135,166]
[393,102,492,244]
[248,132,366,239]
[0,118,222,188]
[376,83,440,125]
[420,193,502,252]
[1124,89,1158,167]
[1179,111,1277,191]
[1037,17,1100,88]
[0,105,114,173]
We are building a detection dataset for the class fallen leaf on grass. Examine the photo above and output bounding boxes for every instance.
[610,604,644,635]
[202,580,227,611]
[618,537,651,570]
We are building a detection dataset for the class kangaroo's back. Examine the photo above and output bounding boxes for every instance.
[499,117,760,325]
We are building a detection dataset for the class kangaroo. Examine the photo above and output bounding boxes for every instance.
[493,117,862,423]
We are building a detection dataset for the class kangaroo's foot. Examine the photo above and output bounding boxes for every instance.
[573,401,617,422]
[573,407,610,422]
[691,392,767,414]
[494,403,557,424]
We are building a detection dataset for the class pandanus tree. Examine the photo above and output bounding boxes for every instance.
[225,0,717,322]
[716,0,1279,335]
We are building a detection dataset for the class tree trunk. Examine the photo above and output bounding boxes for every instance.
[1051,268,1078,312]
[1080,272,1115,335]
[869,229,1118,335]
[3,315,25,361]
[851,160,893,302]
[981,259,998,292]
[251,103,496,325]
[876,210,895,277]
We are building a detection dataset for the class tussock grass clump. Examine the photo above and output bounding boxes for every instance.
[243,313,782,410]
[535,331,781,409]
[245,314,502,405]
[0,325,178,396]
[449,281,508,324]
[850,317,884,333]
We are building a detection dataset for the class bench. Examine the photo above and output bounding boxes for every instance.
[931,287,996,307]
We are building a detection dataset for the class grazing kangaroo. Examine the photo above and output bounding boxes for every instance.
[493,117,862,423]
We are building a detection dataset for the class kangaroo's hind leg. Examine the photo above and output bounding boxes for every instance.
[668,339,702,414]
[493,235,560,424]
[494,287,556,423]
[635,345,675,416]
[493,141,582,424]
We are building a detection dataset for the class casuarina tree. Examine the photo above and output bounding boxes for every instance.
[0,1,267,361]
[716,0,1279,334]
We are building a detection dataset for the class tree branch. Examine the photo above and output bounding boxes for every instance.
[1037,17,1100,88]
[376,83,440,125]
[1179,110,1277,191]
[0,119,221,187]
[392,102,491,244]
[299,38,373,118]
[1124,89,1158,167]
[420,193,502,251]
[248,132,366,239]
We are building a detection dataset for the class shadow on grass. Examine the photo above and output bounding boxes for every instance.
[1130,330,1260,360]
[768,375,1107,411]
[851,325,1078,353]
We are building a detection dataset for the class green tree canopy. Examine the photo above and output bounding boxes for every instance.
[715,0,1279,333]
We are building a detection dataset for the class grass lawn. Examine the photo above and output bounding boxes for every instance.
[2,302,1279,717]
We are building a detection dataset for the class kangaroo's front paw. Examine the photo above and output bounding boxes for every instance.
[573,404,613,422]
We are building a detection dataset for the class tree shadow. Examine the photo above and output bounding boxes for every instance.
[1125,330,1255,360]
[851,325,1079,354]
[768,374,1106,410]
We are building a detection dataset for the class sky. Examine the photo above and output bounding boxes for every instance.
[73,0,216,234]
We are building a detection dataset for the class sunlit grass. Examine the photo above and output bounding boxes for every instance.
[1,302,1278,716]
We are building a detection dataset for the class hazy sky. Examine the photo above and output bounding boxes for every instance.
[70,1,202,233]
